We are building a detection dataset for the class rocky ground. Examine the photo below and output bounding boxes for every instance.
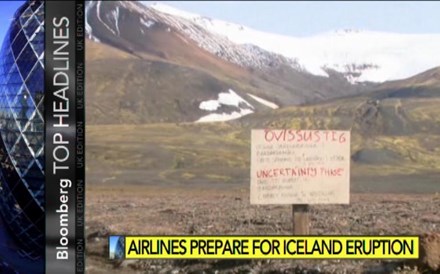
[85,185,440,274]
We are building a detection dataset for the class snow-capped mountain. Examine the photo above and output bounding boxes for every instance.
[84,0,440,124]
[86,1,299,71]
[146,2,440,84]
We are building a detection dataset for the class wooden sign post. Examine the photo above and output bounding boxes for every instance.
[250,129,350,235]
[292,204,310,235]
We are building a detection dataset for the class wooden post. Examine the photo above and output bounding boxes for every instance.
[292,204,310,235]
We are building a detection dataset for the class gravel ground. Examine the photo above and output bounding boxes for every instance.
[85,186,440,273]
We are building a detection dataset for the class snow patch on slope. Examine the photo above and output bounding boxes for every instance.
[199,89,253,111]
[85,1,100,42]
[96,1,118,36]
[111,6,120,36]
[141,18,155,28]
[247,93,279,109]
[197,89,254,122]
[196,109,254,123]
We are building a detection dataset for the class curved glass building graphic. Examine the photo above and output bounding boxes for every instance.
[110,236,125,260]
[0,0,45,257]
[114,236,125,259]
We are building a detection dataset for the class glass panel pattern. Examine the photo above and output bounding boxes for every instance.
[0,0,45,258]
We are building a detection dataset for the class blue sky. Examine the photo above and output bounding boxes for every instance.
[1,1,440,41]
[0,1,24,42]
[109,236,119,258]
[146,1,440,37]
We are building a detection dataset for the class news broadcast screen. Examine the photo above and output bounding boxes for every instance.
[0,1,438,273]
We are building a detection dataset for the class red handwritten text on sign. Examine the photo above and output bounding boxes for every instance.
[250,129,350,205]
[264,129,347,143]
[256,167,344,178]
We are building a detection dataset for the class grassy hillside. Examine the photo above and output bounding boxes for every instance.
[87,90,440,193]
[86,32,440,192]
[85,36,371,125]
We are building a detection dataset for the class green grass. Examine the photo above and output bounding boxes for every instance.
[86,86,440,193]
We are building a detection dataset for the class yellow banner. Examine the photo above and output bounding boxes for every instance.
[121,236,419,259]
